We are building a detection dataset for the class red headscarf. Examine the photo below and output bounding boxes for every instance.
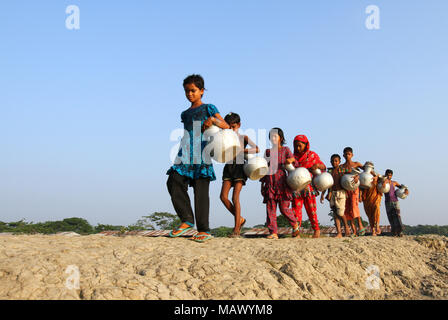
[293,135,325,171]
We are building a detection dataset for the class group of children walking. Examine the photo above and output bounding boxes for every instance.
[167,74,408,242]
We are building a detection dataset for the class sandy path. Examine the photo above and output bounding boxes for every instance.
[0,234,447,300]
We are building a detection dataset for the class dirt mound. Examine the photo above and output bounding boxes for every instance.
[0,234,447,300]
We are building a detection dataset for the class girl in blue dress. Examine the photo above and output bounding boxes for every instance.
[167,74,229,242]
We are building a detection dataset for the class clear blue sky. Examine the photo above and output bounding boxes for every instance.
[1,1,447,228]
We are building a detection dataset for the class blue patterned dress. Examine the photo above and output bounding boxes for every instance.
[167,104,219,182]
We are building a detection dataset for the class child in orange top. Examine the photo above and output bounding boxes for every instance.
[361,169,391,236]
[342,147,367,236]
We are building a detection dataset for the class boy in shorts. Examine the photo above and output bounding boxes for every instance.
[219,113,259,237]
[321,154,351,237]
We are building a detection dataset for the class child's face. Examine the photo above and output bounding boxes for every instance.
[270,133,281,146]
[386,173,393,180]
[343,151,353,161]
[229,122,241,132]
[184,83,204,104]
[294,141,306,153]
[331,157,341,168]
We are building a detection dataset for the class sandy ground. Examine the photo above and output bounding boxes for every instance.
[0,234,447,300]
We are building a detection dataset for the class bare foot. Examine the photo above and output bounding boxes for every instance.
[228,233,241,238]
[236,217,246,234]
[335,233,343,238]
[313,230,320,238]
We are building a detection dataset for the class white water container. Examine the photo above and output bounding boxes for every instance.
[243,154,269,180]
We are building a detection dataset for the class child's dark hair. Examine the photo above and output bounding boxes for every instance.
[183,74,205,91]
[224,112,240,125]
[343,147,353,154]
[331,154,341,162]
[385,169,394,175]
[269,127,286,146]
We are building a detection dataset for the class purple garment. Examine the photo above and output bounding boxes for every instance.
[385,183,398,202]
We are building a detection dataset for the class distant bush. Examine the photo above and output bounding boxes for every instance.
[2,217,448,237]
[403,225,448,236]
[94,224,125,233]
[0,218,94,235]
[211,227,234,237]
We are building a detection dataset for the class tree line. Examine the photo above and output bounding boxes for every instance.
[1,213,447,237]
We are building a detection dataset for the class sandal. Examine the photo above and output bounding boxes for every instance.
[169,222,194,238]
[266,234,279,240]
[192,232,213,243]
[292,224,300,238]
[358,228,366,236]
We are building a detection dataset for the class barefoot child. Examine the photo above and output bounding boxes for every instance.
[384,169,409,237]
[291,135,326,238]
[260,128,300,239]
[167,74,230,243]
[320,154,351,238]
[220,112,260,237]
[342,147,367,236]
[361,167,391,236]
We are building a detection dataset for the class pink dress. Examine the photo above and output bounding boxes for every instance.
[260,147,294,203]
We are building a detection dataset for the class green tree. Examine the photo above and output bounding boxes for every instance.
[60,217,94,234]
[130,212,180,230]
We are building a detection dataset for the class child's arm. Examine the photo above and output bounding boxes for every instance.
[244,136,260,154]
[203,113,230,131]
[213,113,230,129]
[310,163,326,171]
[395,181,410,196]
[320,189,327,204]
[284,147,296,165]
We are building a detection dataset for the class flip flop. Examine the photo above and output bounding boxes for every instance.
[358,228,366,236]
[266,234,279,240]
[192,232,213,243]
[169,222,194,238]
